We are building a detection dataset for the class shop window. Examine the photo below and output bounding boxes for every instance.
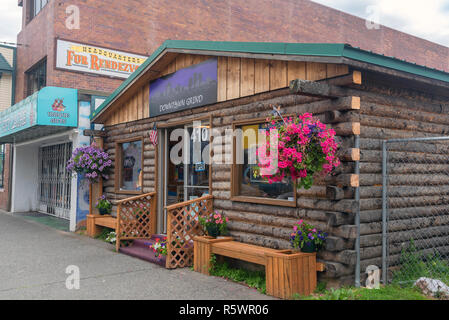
[0,144,4,189]
[115,138,143,193]
[231,119,296,207]
[28,0,48,22]
[26,59,46,97]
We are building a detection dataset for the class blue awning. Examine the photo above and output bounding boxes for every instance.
[0,87,78,143]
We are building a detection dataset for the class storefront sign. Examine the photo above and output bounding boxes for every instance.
[0,87,78,140]
[149,58,218,117]
[56,39,148,79]
[37,87,78,127]
[0,93,38,137]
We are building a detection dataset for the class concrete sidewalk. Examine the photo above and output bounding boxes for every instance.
[0,211,273,300]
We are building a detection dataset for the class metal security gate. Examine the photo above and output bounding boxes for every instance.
[38,142,72,219]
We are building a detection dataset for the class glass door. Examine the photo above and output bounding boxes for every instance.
[183,122,210,201]
[159,120,210,233]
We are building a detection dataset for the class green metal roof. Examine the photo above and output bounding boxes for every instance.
[91,40,449,121]
[0,53,13,72]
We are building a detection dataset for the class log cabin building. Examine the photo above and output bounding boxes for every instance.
[90,40,449,286]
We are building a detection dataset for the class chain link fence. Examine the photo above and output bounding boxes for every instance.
[382,137,449,290]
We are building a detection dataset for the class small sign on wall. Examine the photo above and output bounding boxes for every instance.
[149,58,218,117]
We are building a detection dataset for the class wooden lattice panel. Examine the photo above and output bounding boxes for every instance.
[165,195,213,269]
[116,192,157,251]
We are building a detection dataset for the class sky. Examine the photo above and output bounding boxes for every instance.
[312,0,449,47]
[0,0,448,47]
[0,0,22,45]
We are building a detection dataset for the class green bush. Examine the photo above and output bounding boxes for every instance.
[209,255,266,294]
[393,239,449,287]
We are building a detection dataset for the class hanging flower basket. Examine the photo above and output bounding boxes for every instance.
[256,112,340,189]
[66,142,112,183]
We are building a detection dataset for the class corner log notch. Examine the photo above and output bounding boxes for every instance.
[289,72,363,284]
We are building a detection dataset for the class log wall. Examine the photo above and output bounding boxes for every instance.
[101,84,360,285]
[99,53,449,286]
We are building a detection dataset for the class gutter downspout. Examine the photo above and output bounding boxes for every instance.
[354,135,361,287]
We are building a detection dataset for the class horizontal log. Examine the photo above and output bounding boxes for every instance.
[360,244,449,272]
[324,236,355,252]
[212,190,231,199]
[326,71,362,87]
[337,148,360,161]
[325,110,359,124]
[289,79,349,98]
[361,125,444,141]
[326,186,357,200]
[212,181,231,191]
[143,159,156,166]
[360,214,449,236]
[335,136,356,150]
[322,261,355,278]
[360,235,449,260]
[360,194,449,211]
[360,173,449,186]
[361,150,448,164]
[228,220,291,239]
[360,203,449,224]
[213,97,354,127]
[215,199,347,223]
[212,171,231,181]
[297,198,358,214]
[331,122,360,136]
[360,225,449,248]
[359,185,449,202]
[215,199,295,217]
[325,174,359,187]
[143,151,156,158]
[297,185,327,198]
[361,101,449,127]
[225,210,297,229]
[318,250,356,265]
[358,90,449,120]
[359,113,449,135]
[359,162,449,175]
[228,230,290,250]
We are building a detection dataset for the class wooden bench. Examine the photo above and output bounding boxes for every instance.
[87,214,117,237]
[193,236,324,299]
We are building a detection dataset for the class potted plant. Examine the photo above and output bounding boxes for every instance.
[149,236,167,260]
[290,219,328,253]
[66,142,113,183]
[95,195,112,215]
[199,210,229,238]
[256,112,340,189]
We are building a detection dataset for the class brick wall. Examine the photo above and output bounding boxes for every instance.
[14,0,449,102]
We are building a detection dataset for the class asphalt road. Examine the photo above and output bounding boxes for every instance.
[0,211,273,300]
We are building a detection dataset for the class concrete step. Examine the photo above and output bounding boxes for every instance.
[119,236,167,267]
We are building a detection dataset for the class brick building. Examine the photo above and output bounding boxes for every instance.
[1,0,448,231]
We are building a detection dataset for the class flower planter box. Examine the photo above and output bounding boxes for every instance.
[87,214,117,237]
[193,236,325,299]
[193,236,234,274]
[265,249,321,299]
